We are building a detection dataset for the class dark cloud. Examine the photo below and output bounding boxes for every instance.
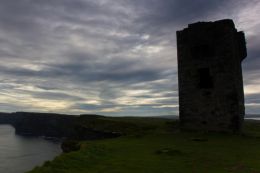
[135,0,229,25]
[243,47,260,73]
[0,58,165,84]
[31,91,84,101]
[71,103,116,111]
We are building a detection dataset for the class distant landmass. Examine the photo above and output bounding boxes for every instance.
[0,112,258,140]
[0,112,120,140]
[245,114,260,118]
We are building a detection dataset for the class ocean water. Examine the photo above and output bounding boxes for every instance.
[245,118,260,121]
[0,125,62,173]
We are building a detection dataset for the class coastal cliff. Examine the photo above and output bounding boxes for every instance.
[0,112,121,140]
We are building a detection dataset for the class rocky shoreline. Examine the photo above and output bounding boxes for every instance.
[0,112,122,152]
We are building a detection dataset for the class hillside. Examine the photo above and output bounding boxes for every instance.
[27,117,260,173]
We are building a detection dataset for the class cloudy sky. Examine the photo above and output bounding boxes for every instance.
[0,0,259,116]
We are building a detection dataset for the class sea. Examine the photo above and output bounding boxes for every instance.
[245,117,260,121]
[0,125,62,173]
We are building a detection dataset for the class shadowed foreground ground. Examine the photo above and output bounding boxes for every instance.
[27,117,260,173]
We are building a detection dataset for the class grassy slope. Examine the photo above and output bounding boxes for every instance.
[27,117,260,173]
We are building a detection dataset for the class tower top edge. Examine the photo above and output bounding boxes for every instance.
[177,19,235,32]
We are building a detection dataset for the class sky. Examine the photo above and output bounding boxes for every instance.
[0,0,259,116]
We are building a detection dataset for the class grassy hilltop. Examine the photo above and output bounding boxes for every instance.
[27,116,260,173]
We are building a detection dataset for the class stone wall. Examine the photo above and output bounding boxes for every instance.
[177,19,247,132]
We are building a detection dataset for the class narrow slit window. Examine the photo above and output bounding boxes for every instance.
[198,68,213,89]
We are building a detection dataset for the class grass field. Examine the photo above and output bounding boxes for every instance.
[27,117,260,173]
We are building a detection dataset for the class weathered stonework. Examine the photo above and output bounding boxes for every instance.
[177,19,247,132]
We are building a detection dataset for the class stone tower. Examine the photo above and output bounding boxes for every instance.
[176,19,247,132]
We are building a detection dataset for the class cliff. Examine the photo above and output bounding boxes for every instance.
[0,112,121,140]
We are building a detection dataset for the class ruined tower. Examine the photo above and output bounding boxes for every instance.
[176,19,247,132]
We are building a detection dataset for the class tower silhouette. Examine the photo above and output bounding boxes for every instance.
[177,19,247,132]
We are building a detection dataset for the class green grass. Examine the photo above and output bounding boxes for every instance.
[27,118,260,173]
